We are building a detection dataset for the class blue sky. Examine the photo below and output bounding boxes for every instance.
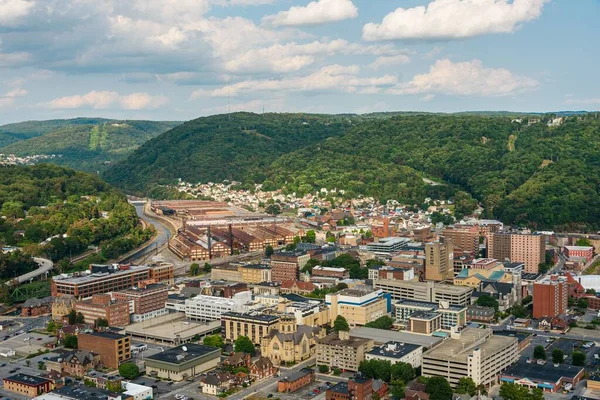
[0,0,599,124]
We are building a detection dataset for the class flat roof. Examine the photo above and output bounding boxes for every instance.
[4,373,51,386]
[221,312,280,322]
[125,314,220,342]
[83,331,127,340]
[351,327,443,348]
[367,341,421,359]
[328,382,348,395]
[52,265,150,285]
[34,385,117,400]
[502,359,584,383]
[423,329,516,363]
[280,368,313,383]
[146,343,220,364]
[410,311,440,321]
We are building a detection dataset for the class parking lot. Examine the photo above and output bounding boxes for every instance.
[1,331,56,356]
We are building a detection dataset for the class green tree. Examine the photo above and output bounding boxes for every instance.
[67,309,77,325]
[304,230,316,243]
[533,345,546,360]
[38,361,45,370]
[499,383,543,400]
[75,312,85,324]
[63,334,78,349]
[234,335,256,356]
[301,258,320,274]
[475,294,499,311]
[333,315,350,332]
[106,380,123,393]
[508,304,529,318]
[318,365,329,373]
[365,316,394,330]
[118,362,140,379]
[203,334,224,349]
[190,263,200,276]
[425,376,453,400]
[265,204,281,215]
[359,359,392,382]
[576,238,592,246]
[265,245,274,258]
[333,368,341,376]
[390,380,406,400]
[577,297,589,309]
[572,350,586,366]
[552,349,564,364]
[95,318,108,328]
[204,263,212,273]
[391,362,415,383]
[455,377,477,396]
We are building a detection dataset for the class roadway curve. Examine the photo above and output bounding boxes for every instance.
[15,257,53,284]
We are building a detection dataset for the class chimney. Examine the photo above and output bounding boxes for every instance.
[338,330,350,340]
[207,226,212,260]
[229,224,234,256]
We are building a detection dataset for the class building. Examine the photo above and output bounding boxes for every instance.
[82,371,122,390]
[261,316,325,366]
[145,343,221,381]
[500,359,584,393]
[149,262,175,284]
[442,226,479,254]
[74,294,130,327]
[21,296,53,317]
[326,377,377,400]
[271,251,310,282]
[394,300,467,331]
[121,381,154,400]
[421,328,518,387]
[365,341,423,368]
[277,368,315,393]
[366,237,410,254]
[533,275,568,318]
[112,283,168,322]
[374,279,473,306]
[350,327,444,349]
[312,266,349,279]
[280,301,330,326]
[564,246,594,262]
[239,264,272,283]
[408,311,441,334]
[45,350,99,377]
[78,332,131,369]
[52,295,76,320]
[221,312,281,345]
[316,331,374,372]
[280,280,316,295]
[490,232,545,273]
[3,374,53,397]
[326,286,390,326]
[174,291,254,322]
[368,265,415,281]
[51,265,155,298]
[31,385,134,400]
[425,238,454,281]
[467,305,496,323]
[250,357,279,381]
[211,264,243,281]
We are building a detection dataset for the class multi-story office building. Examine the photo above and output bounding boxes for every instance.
[281,301,330,326]
[112,283,168,322]
[374,279,473,306]
[145,344,221,381]
[408,311,441,334]
[441,226,479,254]
[74,294,130,327]
[490,232,545,273]
[239,264,272,283]
[271,251,310,282]
[425,237,454,281]
[221,312,281,345]
[533,275,568,318]
[564,246,594,262]
[311,266,349,279]
[365,237,410,254]
[365,341,423,368]
[421,328,518,388]
[368,265,415,281]
[394,299,466,330]
[316,331,374,372]
[173,291,254,322]
[78,332,131,369]
[51,265,153,298]
[325,286,390,326]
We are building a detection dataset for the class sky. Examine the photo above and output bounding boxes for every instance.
[0,0,599,124]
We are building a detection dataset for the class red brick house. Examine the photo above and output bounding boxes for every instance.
[222,352,251,369]
[250,357,278,381]
[21,297,54,317]
[278,368,315,393]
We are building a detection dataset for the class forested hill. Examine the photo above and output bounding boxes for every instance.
[102,112,356,195]
[0,119,180,172]
[104,112,600,231]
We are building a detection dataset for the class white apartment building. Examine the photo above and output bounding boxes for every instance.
[366,341,423,368]
[168,291,255,321]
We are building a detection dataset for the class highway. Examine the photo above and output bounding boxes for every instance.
[6,257,54,285]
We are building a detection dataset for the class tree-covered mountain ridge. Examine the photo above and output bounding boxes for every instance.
[102,112,600,231]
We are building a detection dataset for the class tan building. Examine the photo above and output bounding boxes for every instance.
[374,279,473,306]
[239,264,272,283]
[78,332,131,369]
[442,226,479,254]
[3,374,53,398]
[316,331,374,372]
[221,312,281,345]
[279,301,330,326]
[422,328,518,388]
[326,287,389,326]
[261,316,325,366]
[74,294,130,327]
[211,264,243,281]
[52,295,76,320]
[425,237,454,281]
[408,312,441,334]
[145,343,221,381]
[490,232,545,273]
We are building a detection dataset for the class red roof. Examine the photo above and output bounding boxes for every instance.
[281,280,316,291]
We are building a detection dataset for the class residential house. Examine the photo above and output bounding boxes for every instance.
[280,280,316,295]
[250,357,278,382]
[46,350,99,377]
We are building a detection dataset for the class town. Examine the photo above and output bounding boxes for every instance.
[2,197,600,400]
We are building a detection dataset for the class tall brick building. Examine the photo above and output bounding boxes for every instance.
[491,233,545,273]
[78,332,131,369]
[112,283,168,320]
[442,225,479,254]
[271,251,310,283]
[533,275,568,318]
[74,294,130,327]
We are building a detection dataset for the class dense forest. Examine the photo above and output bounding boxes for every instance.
[103,113,356,196]
[103,112,600,231]
[0,119,180,172]
[0,164,154,278]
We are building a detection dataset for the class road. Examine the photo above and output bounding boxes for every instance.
[6,257,54,285]
[120,203,173,263]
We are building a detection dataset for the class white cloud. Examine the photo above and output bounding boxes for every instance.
[263,0,358,26]
[192,64,398,98]
[0,86,28,108]
[46,90,168,110]
[369,54,411,70]
[363,0,548,41]
[0,51,31,67]
[0,0,34,26]
[389,59,538,97]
